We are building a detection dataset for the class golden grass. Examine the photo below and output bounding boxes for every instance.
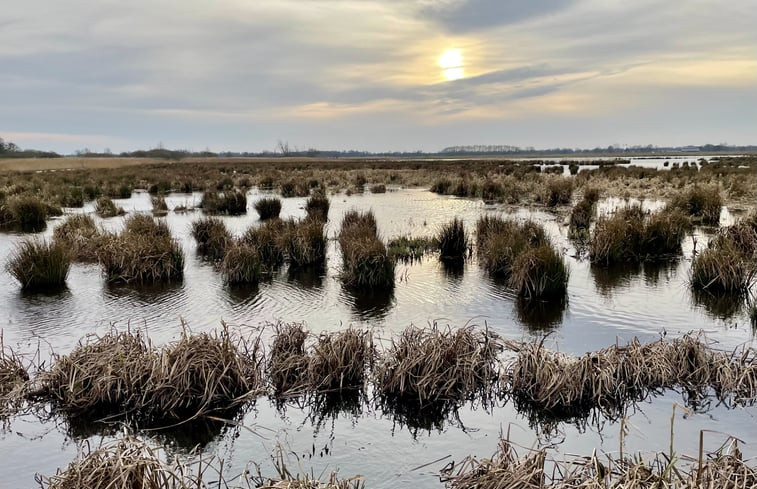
[1,336,28,419]
[53,214,103,262]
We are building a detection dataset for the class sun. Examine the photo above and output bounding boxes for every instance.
[438,49,464,81]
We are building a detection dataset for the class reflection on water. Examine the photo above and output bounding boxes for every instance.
[691,289,746,321]
[224,282,261,305]
[104,281,185,304]
[287,265,325,290]
[440,260,465,282]
[591,263,642,297]
[516,297,567,331]
[341,285,395,320]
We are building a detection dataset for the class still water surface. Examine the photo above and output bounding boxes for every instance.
[1,188,754,488]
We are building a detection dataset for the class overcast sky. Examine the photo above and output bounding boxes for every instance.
[1,0,755,153]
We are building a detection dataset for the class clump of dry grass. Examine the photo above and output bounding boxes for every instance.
[691,214,757,293]
[255,197,282,220]
[200,190,247,215]
[375,325,502,406]
[6,238,71,290]
[283,218,327,267]
[670,185,723,225]
[4,195,50,231]
[476,217,546,277]
[509,243,569,299]
[305,191,330,221]
[151,196,168,216]
[338,210,394,289]
[191,216,232,260]
[95,197,124,218]
[36,326,264,423]
[36,436,210,489]
[221,244,262,285]
[268,323,309,395]
[545,177,573,207]
[437,218,469,262]
[98,215,184,283]
[307,329,373,393]
[53,214,103,262]
[241,219,287,270]
[1,338,29,419]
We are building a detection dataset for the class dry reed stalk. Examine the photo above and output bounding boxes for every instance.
[375,324,502,406]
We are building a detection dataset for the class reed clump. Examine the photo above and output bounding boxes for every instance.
[151,196,168,216]
[509,243,569,299]
[37,436,209,489]
[305,192,330,221]
[1,341,28,418]
[95,197,124,218]
[437,217,469,262]
[476,217,547,277]
[36,327,264,423]
[670,185,723,225]
[269,323,309,395]
[545,177,573,207]
[691,215,757,293]
[241,219,287,271]
[568,189,600,239]
[339,210,394,289]
[221,244,262,285]
[191,216,232,260]
[307,329,373,393]
[200,190,247,215]
[283,217,327,267]
[375,325,502,406]
[255,197,282,220]
[5,195,50,230]
[53,214,103,262]
[98,215,184,283]
[590,205,691,265]
[6,238,71,290]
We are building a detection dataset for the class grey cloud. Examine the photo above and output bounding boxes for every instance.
[422,0,577,32]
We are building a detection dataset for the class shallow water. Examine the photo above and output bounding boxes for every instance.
[1,188,755,488]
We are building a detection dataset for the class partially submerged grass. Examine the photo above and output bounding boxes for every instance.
[255,197,282,220]
[307,329,373,393]
[190,216,232,260]
[36,326,264,423]
[568,198,595,239]
[670,185,723,225]
[221,244,262,285]
[305,192,330,221]
[375,325,502,407]
[339,210,394,289]
[283,218,327,267]
[509,243,569,299]
[6,238,71,290]
[691,214,757,293]
[200,190,247,215]
[241,219,287,271]
[387,236,436,262]
[151,196,168,216]
[590,205,691,265]
[476,217,547,278]
[269,323,309,395]
[98,215,184,283]
[4,195,49,231]
[95,197,124,218]
[437,217,469,262]
[53,214,102,262]
[545,177,573,207]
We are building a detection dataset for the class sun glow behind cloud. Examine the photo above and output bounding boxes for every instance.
[438,48,464,80]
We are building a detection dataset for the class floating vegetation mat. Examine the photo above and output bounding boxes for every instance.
[441,436,757,489]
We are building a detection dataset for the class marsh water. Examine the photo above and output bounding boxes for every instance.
[1,188,755,488]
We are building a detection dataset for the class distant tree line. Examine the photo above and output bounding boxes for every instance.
[439,143,757,156]
[0,137,60,158]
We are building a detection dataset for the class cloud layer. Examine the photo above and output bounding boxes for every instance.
[1,0,755,152]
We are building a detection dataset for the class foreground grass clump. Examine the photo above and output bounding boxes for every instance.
[1,342,29,418]
[98,215,183,283]
[509,243,569,299]
[6,239,71,290]
[200,190,247,215]
[437,217,469,262]
[94,197,124,218]
[190,216,232,260]
[307,329,373,393]
[36,327,264,422]
[221,244,262,285]
[589,205,691,265]
[691,215,757,293]
[53,214,102,262]
[305,191,330,221]
[670,185,723,225]
[376,325,501,406]
[387,236,436,262]
[269,322,309,395]
[339,210,394,289]
[254,196,282,220]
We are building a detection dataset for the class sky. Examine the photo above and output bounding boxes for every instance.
[1,0,756,153]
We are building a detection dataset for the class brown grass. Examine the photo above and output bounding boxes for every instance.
[1,336,28,419]
[53,214,103,262]
[268,323,309,395]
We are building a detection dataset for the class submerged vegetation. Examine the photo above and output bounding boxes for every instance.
[387,236,436,262]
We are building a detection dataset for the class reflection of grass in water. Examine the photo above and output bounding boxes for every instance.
[343,285,394,319]
[516,297,567,331]
[691,289,746,320]
[287,264,325,289]
[590,262,641,297]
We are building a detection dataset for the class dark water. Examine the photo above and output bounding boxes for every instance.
[1,188,755,488]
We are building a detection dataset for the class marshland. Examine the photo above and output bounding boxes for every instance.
[0,155,756,488]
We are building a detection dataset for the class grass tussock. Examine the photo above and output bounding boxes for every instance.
[6,238,71,290]
[307,329,373,393]
[545,177,573,207]
[568,192,598,239]
[437,217,469,262]
[283,218,327,267]
[241,219,287,270]
[190,217,232,260]
[442,437,757,489]
[590,205,691,265]
[387,236,436,262]
[221,244,262,285]
[37,436,209,489]
[339,210,394,289]
[375,325,502,406]
[476,217,547,277]
[670,185,723,225]
[509,243,569,299]
[507,334,757,418]
[36,326,264,423]
[200,190,247,215]
[4,195,49,230]
[369,183,386,193]
[269,323,309,395]
[151,196,168,216]
[53,214,103,262]
[98,215,183,283]
[305,192,330,221]
[691,214,757,293]
[1,339,29,418]
[95,197,124,218]
[255,197,282,220]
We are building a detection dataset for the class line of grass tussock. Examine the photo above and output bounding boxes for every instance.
[254,196,282,220]
[476,217,568,299]
[442,436,757,489]
[191,216,232,260]
[268,323,372,397]
[53,214,103,262]
[34,325,264,424]
[375,325,502,407]
[339,210,394,289]
[590,205,692,265]
[506,333,757,419]
[691,213,757,293]
[6,238,71,290]
[98,214,184,283]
